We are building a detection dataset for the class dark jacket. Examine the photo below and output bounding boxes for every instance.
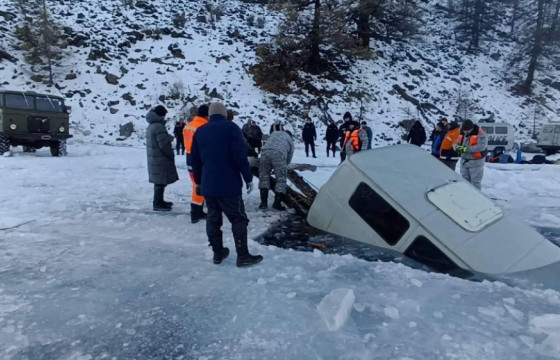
[146,111,179,185]
[173,121,185,138]
[326,123,338,142]
[407,121,426,146]
[302,122,317,142]
[191,114,253,197]
[242,122,263,148]
[431,131,444,156]
[362,125,373,149]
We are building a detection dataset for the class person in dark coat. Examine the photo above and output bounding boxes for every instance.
[302,119,317,158]
[338,112,358,163]
[242,120,263,154]
[191,102,263,267]
[431,122,445,158]
[146,105,179,211]
[173,119,186,155]
[325,120,338,157]
[407,120,427,146]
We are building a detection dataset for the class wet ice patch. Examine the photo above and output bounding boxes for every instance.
[316,288,355,331]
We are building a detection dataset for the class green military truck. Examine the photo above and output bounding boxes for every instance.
[0,90,72,157]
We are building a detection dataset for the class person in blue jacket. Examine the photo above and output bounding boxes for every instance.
[431,122,445,158]
[191,102,263,267]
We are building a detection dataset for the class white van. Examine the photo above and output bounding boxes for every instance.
[536,122,560,155]
[307,145,560,278]
[478,122,515,151]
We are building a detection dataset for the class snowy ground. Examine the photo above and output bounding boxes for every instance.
[1,142,560,360]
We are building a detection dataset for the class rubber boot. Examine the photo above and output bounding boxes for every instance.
[191,203,207,223]
[211,243,230,265]
[235,236,263,267]
[258,189,268,210]
[272,193,286,211]
[153,185,171,211]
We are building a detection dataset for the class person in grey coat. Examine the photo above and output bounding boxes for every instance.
[146,105,179,211]
[360,121,373,150]
[458,119,487,190]
[258,125,294,211]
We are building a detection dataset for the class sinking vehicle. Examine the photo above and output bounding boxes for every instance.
[307,144,560,277]
[0,90,72,156]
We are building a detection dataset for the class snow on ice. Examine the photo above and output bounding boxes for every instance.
[0,143,559,359]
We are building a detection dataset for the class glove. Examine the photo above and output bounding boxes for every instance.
[456,145,468,155]
[246,182,254,194]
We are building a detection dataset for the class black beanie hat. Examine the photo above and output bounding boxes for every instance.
[436,122,444,129]
[197,104,209,117]
[343,112,352,121]
[154,105,167,117]
[461,119,474,131]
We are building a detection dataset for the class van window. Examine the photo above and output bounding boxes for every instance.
[0,94,3,107]
[36,96,64,112]
[482,126,493,134]
[404,236,465,274]
[5,94,34,110]
[543,127,553,133]
[495,127,508,134]
[555,127,560,134]
[349,182,410,245]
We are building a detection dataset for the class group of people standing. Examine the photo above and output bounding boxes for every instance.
[145,103,263,268]
[410,117,488,190]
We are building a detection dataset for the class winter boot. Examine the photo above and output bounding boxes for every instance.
[191,204,207,223]
[258,189,269,210]
[153,185,171,211]
[163,200,173,207]
[235,236,263,267]
[213,247,230,264]
[272,193,286,211]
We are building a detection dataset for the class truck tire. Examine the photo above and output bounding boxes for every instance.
[50,141,67,157]
[0,134,9,155]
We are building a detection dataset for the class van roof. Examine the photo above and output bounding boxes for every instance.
[0,90,64,99]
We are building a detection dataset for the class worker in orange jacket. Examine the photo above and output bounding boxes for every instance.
[184,104,209,223]
[438,121,461,170]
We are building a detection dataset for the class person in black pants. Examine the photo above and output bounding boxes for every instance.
[302,119,317,158]
[338,112,358,163]
[173,119,185,155]
[325,120,338,157]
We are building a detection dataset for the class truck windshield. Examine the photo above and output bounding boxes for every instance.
[5,94,34,110]
[36,96,64,112]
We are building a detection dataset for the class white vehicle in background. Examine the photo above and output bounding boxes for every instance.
[536,122,560,155]
[478,122,515,152]
[307,145,560,280]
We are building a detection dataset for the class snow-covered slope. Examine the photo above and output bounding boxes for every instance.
[1,0,559,148]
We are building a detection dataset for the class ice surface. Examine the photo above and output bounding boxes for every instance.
[317,288,356,331]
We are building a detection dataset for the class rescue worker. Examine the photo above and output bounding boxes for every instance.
[191,102,262,267]
[360,121,373,150]
[258,124,294,211]
[457,119,488,190]
[145,105,179,211]
[302,118,317,158]
[338,112,358,163]
[439,121,460,170]
[342,121,368,158]
[173,119,186,155]
[183,104,209,223]
[325,119,338,157]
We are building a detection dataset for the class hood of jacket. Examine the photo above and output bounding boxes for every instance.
[146,110,165,124]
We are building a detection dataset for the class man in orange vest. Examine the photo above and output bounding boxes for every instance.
[439,121,460,170]
[342,122,368,158]
[184,104,209,223]
[457,119,487,190]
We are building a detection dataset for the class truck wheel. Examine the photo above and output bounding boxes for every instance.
[0,134,9,155]
[50,141,68,157]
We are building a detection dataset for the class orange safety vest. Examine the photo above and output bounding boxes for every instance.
[458,128,485,159]
[439,128,460,157]
[343,129,363,152]
[183,116,208,154]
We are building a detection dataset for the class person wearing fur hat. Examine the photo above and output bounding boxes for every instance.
[191,102,263,267]
[183,104,210,223]
[145,105,179,211]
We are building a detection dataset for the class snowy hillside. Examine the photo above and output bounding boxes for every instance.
[1,0,559,147]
